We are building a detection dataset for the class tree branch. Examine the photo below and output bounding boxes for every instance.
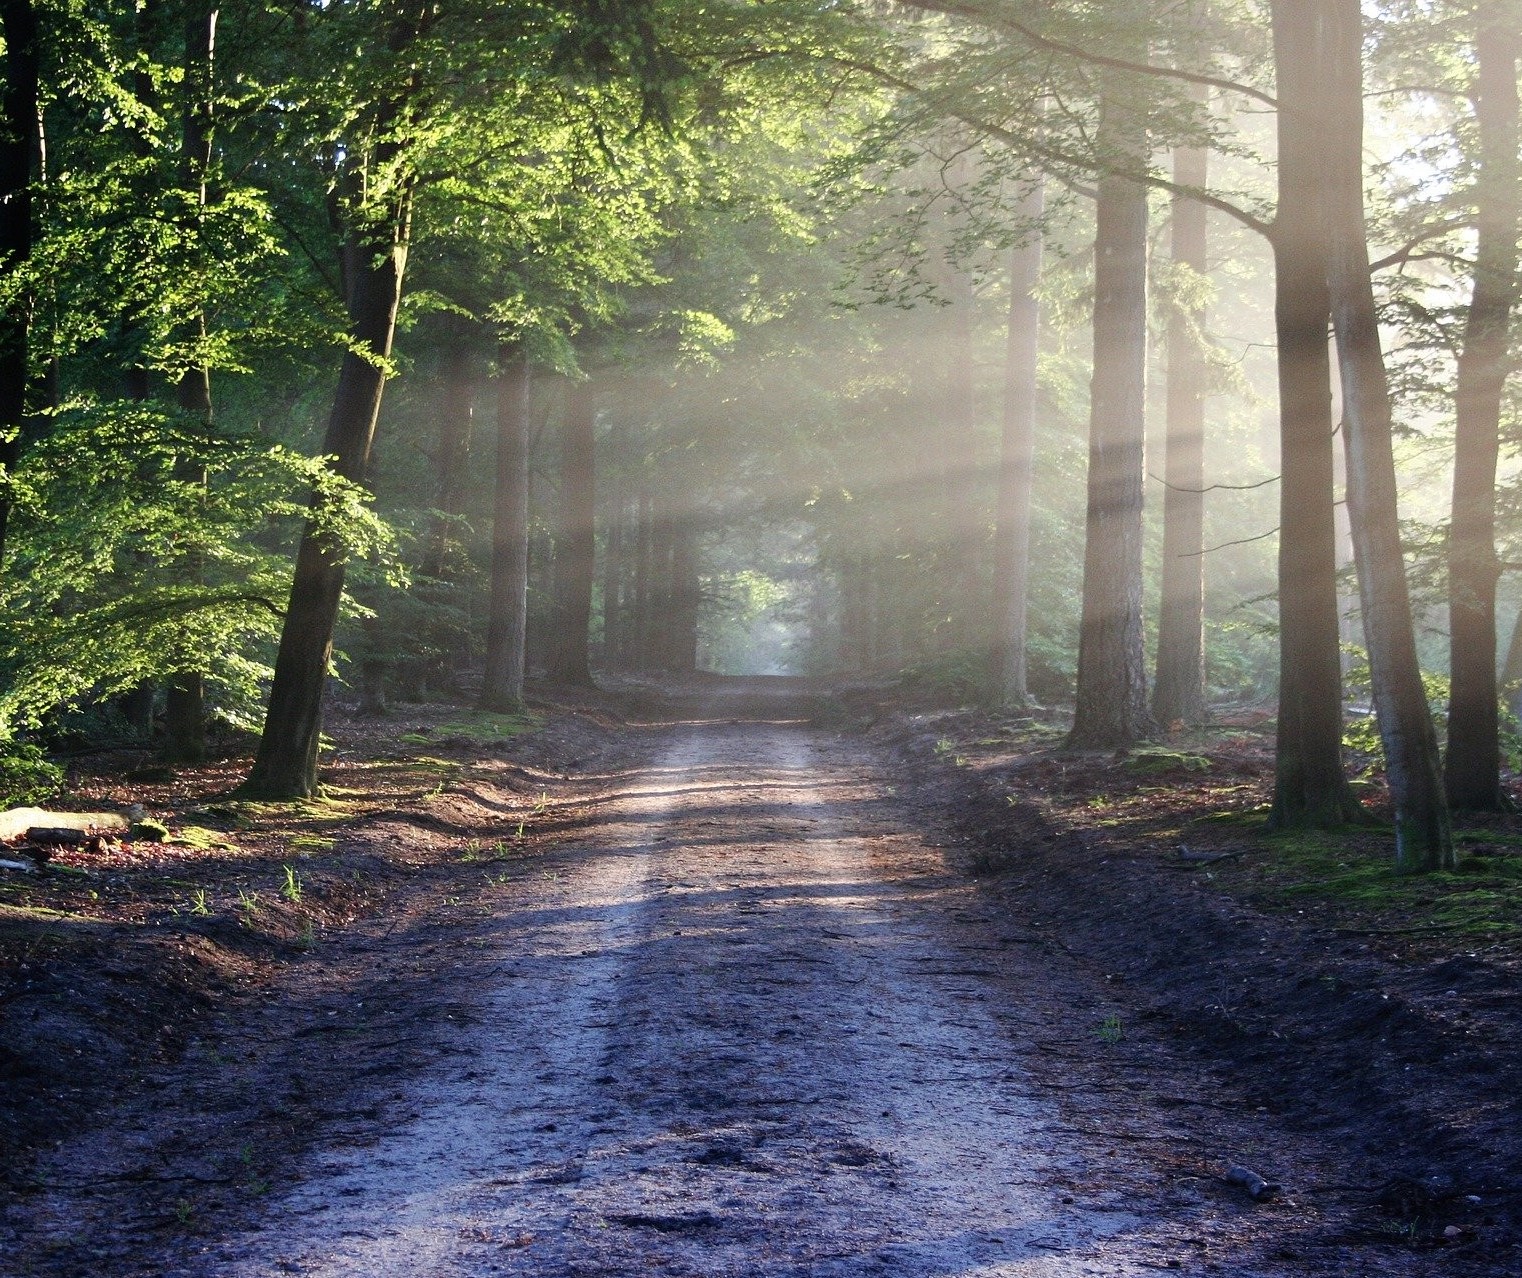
[1148,471,1280,493]
[829,55,1274,238]
[894,1,1278,108]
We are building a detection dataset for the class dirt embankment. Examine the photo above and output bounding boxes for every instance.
[854,693,1522,1266]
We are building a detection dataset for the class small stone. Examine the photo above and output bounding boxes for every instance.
[1444,1225,1464,1240]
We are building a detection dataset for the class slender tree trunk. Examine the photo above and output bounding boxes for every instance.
[602,476,624,668]
[1501,605,1522,725]
[1069,77,1153,749]
[632,486,653,669]
[667,517,699,673]
[241,206,410,798]
[0,0,37,572]
[990,180,1043,709]
[1153,121,1210,729]
[546,378,597,685]
[1267,0,1362,828]
[163,2,218,766]
[480,351,532,712]
[1445,9,1520,811]
[1322,0,1453,870]
[420,340,476,582]
[649,497,676,668]
[941,254,979,650]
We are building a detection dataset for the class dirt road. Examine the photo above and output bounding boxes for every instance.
[4,688,1445,1275]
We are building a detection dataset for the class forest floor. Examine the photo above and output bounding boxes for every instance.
[0,674,1518,1277]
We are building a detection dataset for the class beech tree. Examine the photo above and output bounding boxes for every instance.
[1068,70,1154,749]
[1444,3,1520,811]
[1152,99,1209,730]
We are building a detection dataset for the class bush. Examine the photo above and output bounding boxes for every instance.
[0,742,64,808]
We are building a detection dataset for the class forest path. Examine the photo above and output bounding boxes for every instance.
[8,683,1386,1276]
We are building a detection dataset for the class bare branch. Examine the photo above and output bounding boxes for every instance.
[1148,471,1280,493]
[894,1,1278,108]
[828,55,1274,238]
[1182,527,1279,557]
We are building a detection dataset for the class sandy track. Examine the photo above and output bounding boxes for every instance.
[10,703,1397,1277]
[184,718,1207,1277]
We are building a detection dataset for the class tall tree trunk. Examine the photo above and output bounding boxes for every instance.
[667,516,699,673]
[1153,120,1210,729]
[480,351,532,712]
[1069,78,1153,749]
[602,476,625,668]
[1322,0,1453,870]
[989,180,1043,709]
[632,485,653,669]
[941,253,979,651]
[163,2,218,766]
[648,497,676,669]
[420,339,477,582]
[1267,0,1362,828]
[546,378,596,685]
[0,0,37,572]
[241,205,410,798]
[1445,9,1520,811]
[163,354,212,762]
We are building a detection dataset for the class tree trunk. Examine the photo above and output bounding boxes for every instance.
[0,0,37,572]
[162,2,218,766]
[1322,0,1453,870]
[602,476,625,668]
[631,486,653,668]
[941,253,979,651]
[420,339,476,582]
[1445,9,1520,811]
[1267,0,1362,828]
[1153,119,1210,729]
[989,181,1043,709]
[667,516,699,673]
[648,497,676,669]
[241,208,410,798]
[480,351,532,712]
[1068,78,1153,749]
[546,378,597,685]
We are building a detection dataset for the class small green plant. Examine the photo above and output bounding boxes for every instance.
[188,888,211,917]
[534,790,549,813]
[280,865,303,903]
[933,737,953,756]
[237,887,260,916]
[1097,1014,1124,1044]
[294,919,316,950]
[173,1198,193,1226]
[459,839,484,862]
[515,818,527,840]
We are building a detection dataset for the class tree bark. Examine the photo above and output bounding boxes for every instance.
[1153,118,1210,729]
[420,338,476,583]
[546,378,597,685]
[632,485,654,668]
[601,474,625,668]
[989,180,1043,709]
[162,2,218,766]
[667,515,699,673]
[1445,8,1520,811]
[1068,78,1153,749]
[0,0,38,572]
[1267,0,1363,828]
[1322,0,1453,870]
[241,206,410,798]
[480,351,532,712]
